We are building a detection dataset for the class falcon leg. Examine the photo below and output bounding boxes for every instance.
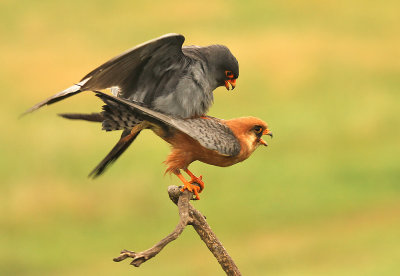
[174,172,201,200]
[184,169,205,192]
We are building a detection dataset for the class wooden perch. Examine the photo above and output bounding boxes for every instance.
[113,185,241,275]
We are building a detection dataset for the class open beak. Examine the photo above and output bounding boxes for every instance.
[224,79,236,90]
[260,128,273,146]
[264,128,273,138]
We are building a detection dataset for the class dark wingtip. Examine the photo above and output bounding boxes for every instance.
[88,169,101,179]
[20,87,83,119]
[19,104,45,119]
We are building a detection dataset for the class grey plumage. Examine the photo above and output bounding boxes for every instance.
[96,91,241,157]
[27,33,239,176]
[24,33,239,118]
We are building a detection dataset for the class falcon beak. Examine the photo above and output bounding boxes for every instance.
[260,128,273,147]
[224,79,236,90]
[264,128,273,138]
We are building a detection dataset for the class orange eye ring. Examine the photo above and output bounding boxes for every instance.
[225,70,234,78]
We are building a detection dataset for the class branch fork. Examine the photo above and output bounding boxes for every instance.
[113,185,241,275]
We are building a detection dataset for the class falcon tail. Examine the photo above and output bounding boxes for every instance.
[58,112,104,122]
[60,90,173,178]
[21,79,89,116]
[89,129,142,178]
[58,107,142,178]
[101,104,143,131]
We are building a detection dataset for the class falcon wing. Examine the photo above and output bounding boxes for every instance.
[95,91,241,157]
[81,33,185,97]
[173,118,241,157]
[23,33,185,114]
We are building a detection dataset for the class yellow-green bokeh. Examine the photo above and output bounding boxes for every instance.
[1,0,399,275]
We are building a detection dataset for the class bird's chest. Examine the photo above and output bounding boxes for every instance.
[152,63,214,118]
[175,65,214,117]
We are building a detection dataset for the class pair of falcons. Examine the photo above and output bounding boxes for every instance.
[25,33,272,200]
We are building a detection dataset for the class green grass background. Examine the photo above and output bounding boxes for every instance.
[1,0,400,275]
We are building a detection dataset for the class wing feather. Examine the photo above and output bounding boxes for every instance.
[23,34,186,115]
[81,33,186,99]
[94,91,240,156]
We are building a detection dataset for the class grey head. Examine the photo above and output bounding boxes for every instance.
[201,45,239,90]
[183,44,239,91]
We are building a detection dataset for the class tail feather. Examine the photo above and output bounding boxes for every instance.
[58,112,104,122]
[21,78,90,116]
[88,94,147,177]
[101,103,142,131]
[56,91,145,178]
[89,128,141,178]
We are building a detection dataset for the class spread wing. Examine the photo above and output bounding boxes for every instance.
[95,91,241,157]
[23,34,185,115]
[81,33,186,100]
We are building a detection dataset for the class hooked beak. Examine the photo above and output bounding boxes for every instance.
[259,128,273,146]
[224,78,236,90]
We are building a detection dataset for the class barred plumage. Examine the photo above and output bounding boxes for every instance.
[102,104,142,131]
[97,92,241,157]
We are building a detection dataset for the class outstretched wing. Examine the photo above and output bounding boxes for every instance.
[81,33,186,100]
[23,34,185,115]
[95,91,241,157]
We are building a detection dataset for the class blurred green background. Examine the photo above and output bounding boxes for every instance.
[1,0,399,275]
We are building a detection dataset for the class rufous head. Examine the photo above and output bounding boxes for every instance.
[226,116,272,152]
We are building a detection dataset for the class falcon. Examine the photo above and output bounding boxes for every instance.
[24,33,239,176]
[62,91,272,200]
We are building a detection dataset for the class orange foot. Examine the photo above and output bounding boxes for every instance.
[174,170,205,200]
[184,168,205,192]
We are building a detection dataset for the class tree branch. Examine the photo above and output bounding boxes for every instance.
[113,185,241,275]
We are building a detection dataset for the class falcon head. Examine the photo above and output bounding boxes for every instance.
[205,45,239,91]
[226,117,272,154]
[241,118,272,148]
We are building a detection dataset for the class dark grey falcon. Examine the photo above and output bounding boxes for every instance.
[24,33,239,176]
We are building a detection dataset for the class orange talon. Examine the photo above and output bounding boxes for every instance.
[181,183,201,200]
[175,172,201,200]
[184,169,205,191]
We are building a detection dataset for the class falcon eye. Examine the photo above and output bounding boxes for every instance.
[225,70,234,79]
[253,126,263,134]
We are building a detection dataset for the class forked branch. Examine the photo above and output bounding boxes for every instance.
[113,185,241,275]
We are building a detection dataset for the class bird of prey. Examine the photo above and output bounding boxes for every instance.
[61,91,272,199]
[24,33,239,176]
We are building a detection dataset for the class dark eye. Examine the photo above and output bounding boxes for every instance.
[225,70,234,78]
[253,126,263,134]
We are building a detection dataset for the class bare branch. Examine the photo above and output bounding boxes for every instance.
[113,185,241,275]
